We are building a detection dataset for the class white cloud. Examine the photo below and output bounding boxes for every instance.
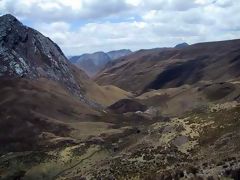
[0,0,240,55]
[0,0,132,21]
[142,0,198,11]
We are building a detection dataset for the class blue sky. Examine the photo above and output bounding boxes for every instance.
[1,0,240,55]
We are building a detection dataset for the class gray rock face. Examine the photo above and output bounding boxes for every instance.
[70,49,132,76]
[0,14,96,106]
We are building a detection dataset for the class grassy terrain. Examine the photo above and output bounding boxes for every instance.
[1,79,240,179]
[1,101,240,179]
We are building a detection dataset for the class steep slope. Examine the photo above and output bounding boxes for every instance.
[0,77,99,153]
[71,65,132,106]
[0,14,130,107]
[0,14,98,153]
[95,39,240,93]
[0,14,131,154]
[0,14,86,99]
[70,49,132,76]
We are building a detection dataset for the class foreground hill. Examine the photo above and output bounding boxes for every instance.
[95,39,240,93]
[70,49,131,76]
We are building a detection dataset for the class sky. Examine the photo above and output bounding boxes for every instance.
[0,0,240,55]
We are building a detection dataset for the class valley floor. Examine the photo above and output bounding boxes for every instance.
[1,100,240,179]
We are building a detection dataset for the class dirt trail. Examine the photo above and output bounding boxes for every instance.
[53,148,103,179]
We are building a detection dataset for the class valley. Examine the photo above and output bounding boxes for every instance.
[0,14,240,180]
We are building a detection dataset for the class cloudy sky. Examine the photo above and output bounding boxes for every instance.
[0,0,240,55]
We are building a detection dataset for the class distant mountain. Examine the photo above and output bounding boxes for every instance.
[95,39,240,93]
[72,52,111,76]
[107,49,132,60]
[69,49,132,76]
[174,42,189,48]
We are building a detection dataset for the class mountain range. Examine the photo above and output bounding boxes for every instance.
[1,14,240,180]
[96,39,240,93]
[69,49,131,76]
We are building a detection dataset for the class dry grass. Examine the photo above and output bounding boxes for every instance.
[86,85,132,107]
[71,64,132,107]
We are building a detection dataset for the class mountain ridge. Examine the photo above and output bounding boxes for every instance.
[95,38,240,93]
[70,49,132,76]
[0,14,83,97]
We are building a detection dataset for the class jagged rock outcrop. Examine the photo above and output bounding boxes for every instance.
[0,14,93,104]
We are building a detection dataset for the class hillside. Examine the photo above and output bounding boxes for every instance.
[0,15,77,91]
[95,39,240,93]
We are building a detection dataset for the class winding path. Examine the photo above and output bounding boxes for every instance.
[52,148,102,179]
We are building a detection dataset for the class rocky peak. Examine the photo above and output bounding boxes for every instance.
[0,14,97,106]
[0,14,21,25]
